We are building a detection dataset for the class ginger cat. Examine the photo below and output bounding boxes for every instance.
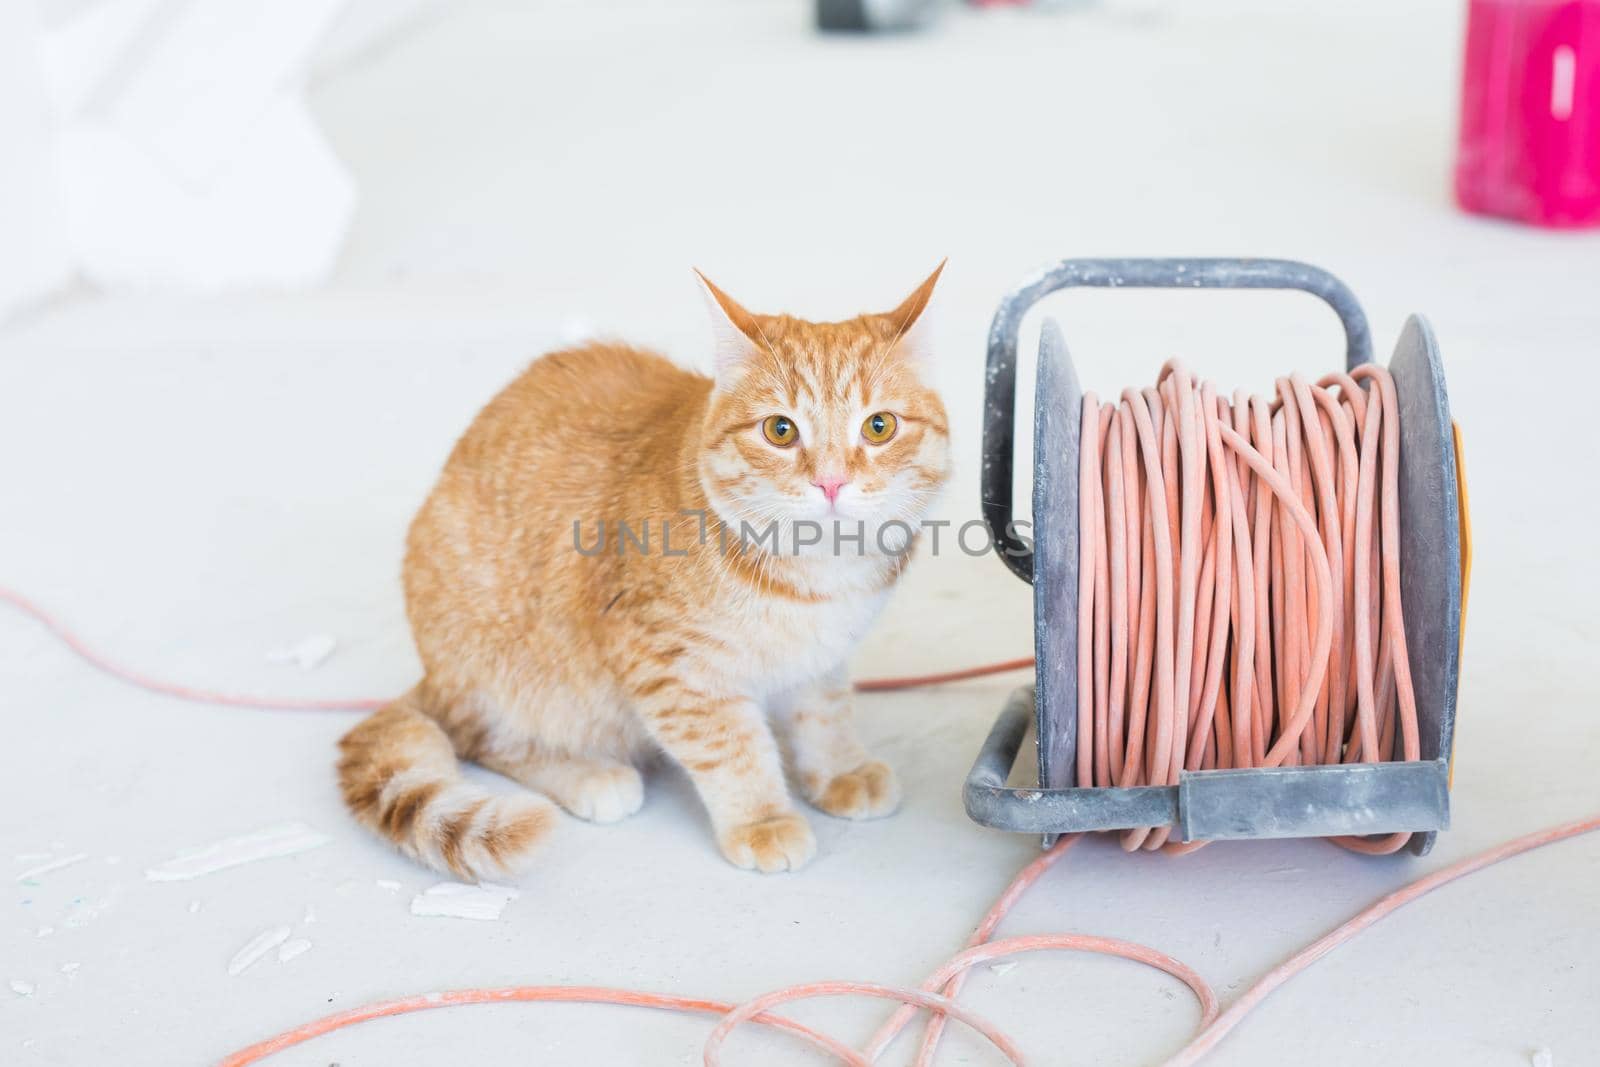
[338,266,949,878]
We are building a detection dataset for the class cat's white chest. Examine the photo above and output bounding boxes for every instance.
[742,583,890,692]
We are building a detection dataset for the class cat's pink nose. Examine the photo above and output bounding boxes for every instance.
[813,475,848,504]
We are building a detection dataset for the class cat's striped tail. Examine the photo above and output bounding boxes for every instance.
[337,688,555,880]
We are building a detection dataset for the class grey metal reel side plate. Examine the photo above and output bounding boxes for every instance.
[1389,314,1463,856]
[1032,318,1080,796]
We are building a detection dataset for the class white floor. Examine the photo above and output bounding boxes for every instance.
[3,1,1598,1064]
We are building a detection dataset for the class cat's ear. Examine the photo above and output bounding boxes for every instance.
[880,259,946,361]
[695,270,766,385]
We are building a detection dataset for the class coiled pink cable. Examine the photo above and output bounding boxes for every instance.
[1077,362,1419,854]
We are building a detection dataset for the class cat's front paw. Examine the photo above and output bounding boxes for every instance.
[809,760,900,820]
[565,764,644,824]
[718,813,816,873]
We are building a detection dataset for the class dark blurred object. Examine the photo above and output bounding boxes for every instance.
[1456,0,1600,228]
[816,0,939,32]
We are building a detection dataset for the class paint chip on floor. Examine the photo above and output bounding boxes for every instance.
[15,852,88,883]
[278,938,313,963]
[410,881,519,921]
[989,961,1017,977]
[10,980,35,997]
[560,315,597,344]
[1531,1049,1554,1067]
[146,822,330,881]
[265,633,337,670]
[228,925,293,976]
[376,879,401,892]
[62,889,119,929]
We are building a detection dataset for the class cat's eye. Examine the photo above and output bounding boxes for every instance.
[861,412,898,444]
[762,414,798,447]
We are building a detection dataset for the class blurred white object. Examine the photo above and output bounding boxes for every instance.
[313,0,442,77]
[1,0,439,321]
[37,0,168,118]
[104,0,347,186]
[62,95,355,292]
[46,0,353,296]
[0,4,72,322]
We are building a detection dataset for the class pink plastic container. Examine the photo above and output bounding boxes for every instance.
[1455,0,1600,227]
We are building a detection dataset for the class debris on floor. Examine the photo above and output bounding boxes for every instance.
[410,881,519,921]
[15,852,88,883]
[265,633,338,670]
[277,938,313,963]
[61,889,119,929]
[228,926,293,976]
[559,316,596,344]
[145,821,330,881]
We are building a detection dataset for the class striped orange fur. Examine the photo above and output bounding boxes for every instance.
[338,266,950,877]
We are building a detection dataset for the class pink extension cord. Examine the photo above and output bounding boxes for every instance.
[2,578,1593,1063]
[1073,362,1423,856]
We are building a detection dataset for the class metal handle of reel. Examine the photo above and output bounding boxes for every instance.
[980,258,1374,584]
